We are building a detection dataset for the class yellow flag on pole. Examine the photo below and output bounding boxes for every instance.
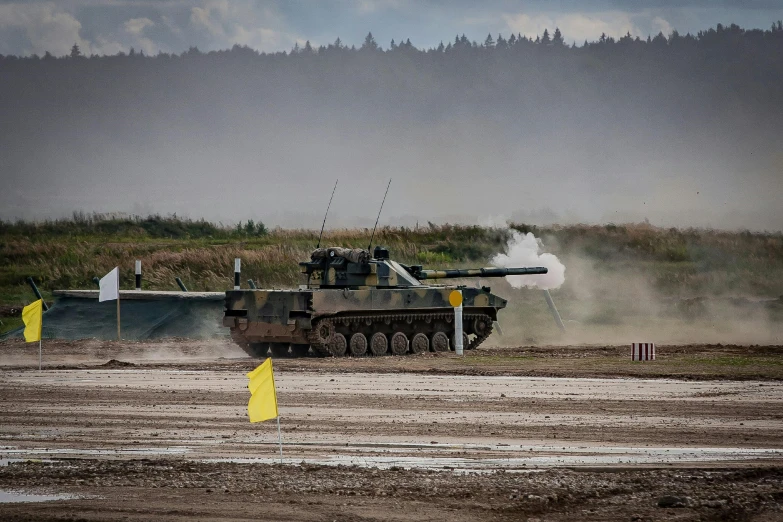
[22,299,43,343]
[247,358,279,423]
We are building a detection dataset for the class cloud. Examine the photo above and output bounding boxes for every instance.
[650,16,673,36]
[354,0,408,14]
[190,2,227,38]
[0,3,88,56]
[502,11,645,42]
[161,15,183,37]
[124,17,154,36]
[0,2,143,56]
[188,0,302,51]
[121,16,157,53]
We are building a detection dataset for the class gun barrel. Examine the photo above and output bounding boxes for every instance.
[417,267,548,280]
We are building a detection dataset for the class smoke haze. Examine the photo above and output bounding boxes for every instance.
[1,24,782,232]
[491,231,566,290]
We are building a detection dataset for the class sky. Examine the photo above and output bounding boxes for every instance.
[1,0,782,57]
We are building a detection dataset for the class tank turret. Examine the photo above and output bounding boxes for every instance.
[225,246,547,358]
[300,246,547,289]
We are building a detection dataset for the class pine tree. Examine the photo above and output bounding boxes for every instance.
[552,28,564,46]
[652,31,667,47]
[361,32,378,51]
[541,29,551,45]
[484,33,494,48]
[70,43,81,58]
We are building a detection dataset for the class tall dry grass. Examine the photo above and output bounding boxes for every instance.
[2,218,782,303]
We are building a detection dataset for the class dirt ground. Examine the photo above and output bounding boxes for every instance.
[1,339,782,520]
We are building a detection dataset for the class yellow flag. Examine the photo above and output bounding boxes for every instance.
[247,358,278,423]
[22,299,43,343]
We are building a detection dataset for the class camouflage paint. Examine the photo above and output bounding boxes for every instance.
[225,247,540,346]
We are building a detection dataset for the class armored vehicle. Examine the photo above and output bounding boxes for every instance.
[223,246,547,357]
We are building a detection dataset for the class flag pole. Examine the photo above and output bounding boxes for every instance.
[116,276,121,341]
[276,416,283,464]
[38,339,42,371]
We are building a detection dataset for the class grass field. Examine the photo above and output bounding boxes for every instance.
[2,214,782,340]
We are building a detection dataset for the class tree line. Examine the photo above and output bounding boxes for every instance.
[3,21,782,60]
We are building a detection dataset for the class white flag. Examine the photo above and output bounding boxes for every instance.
[99,267,119,302]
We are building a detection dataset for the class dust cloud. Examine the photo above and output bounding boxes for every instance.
[488,250,782,346]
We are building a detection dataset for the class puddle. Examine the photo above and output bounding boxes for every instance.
[1,447,190,458]
[0,490,80,503]
[203,441,783,472]
[201,455,547,473]
[203,445,783,472]
[4,442,781,473]
[237,438,783,457]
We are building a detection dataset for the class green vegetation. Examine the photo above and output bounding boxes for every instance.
[2,215,782,337]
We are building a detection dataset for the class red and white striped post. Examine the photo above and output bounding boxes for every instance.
[632,342,656,361]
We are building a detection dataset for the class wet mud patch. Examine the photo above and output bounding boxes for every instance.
[1,460,782,521]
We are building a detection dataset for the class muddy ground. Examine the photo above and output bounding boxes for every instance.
[1,339,782,520]
[2,338,783,380]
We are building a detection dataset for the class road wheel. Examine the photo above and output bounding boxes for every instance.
[315,321,335,345]
[390,332,408,356]
[329,333,347,357]
[410,333,429,354]
[472,317,490,337]
[431,332,449,352]
[349,333,368,356]
[452,332,469,351]
[370,332,388,356]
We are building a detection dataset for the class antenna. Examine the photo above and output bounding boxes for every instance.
[367,179,391,252]
[316,179,338,248]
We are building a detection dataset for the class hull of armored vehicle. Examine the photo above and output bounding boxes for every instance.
[224,286,506,357]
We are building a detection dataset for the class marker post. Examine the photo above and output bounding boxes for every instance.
[135,260,142,291]
[449,290,464,355]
